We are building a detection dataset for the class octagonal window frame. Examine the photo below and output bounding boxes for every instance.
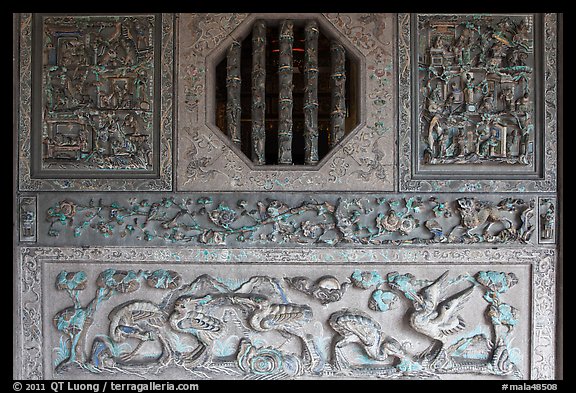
[203,13,366,172]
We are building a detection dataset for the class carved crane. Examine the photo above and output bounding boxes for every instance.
[328,308,407,372]
[406,271,475,363]
[228,293,320,371]
[107,300,167,362]
[168,295,224,366]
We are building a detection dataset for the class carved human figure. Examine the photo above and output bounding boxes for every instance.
[454,26,473,65]
[479,93,495,113]
[540,203,555,240]
[499,86,515,112]
[463,73,476,110]
[428,116,443,158]
[488,41,506,67]
[515,93,530,113]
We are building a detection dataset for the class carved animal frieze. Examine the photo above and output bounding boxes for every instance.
[43,194,537,246]
[51,268,523,379]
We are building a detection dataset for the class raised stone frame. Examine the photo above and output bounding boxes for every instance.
[398,13,558,193]
[15,246,557,380]
[177,13,396,192]
[16,13,175,192]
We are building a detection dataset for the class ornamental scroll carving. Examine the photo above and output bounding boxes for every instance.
[50,268,524,379]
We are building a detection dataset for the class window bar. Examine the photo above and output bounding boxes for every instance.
[226,41,242,146]
[251,20,267,165]
[330,41,346,148]
[304,20,319,165]
[278,20,294,165]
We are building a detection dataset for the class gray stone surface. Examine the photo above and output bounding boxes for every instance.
[13,13,561,381]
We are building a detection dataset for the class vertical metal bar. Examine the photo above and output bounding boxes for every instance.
[304,20,319,165]
[278,19,294,165]
[251,20,266,165]
[226,41,242,146]
[330,41,346,148]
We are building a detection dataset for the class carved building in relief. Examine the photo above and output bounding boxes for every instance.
[14,13,561,381]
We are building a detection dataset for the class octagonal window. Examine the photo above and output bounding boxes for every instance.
[214,19,359,166]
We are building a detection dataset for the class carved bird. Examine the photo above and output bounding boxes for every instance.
[228,294,319,370]
[407,271,475,362]
[143,202,161,227]
[168,295,224,364]
[108,300,167,362]
[328,308,407,371]
[229,293,312,334]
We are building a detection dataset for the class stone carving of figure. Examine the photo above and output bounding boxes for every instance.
[488,41,506,67]
[479,93,495,113]
[448,81,463,105]
[499,87,514,112]
[455,129,467,157]
[515,93,530,113]
[463,73,476,110]
[428,116,442,158]
[454,26,473,65]
[541,203,555,240]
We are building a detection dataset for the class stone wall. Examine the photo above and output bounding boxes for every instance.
[13,13,561,380]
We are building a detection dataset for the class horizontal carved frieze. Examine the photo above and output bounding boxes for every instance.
[36,193,542,247]
[16,247,557,380]
[41,263,530,379]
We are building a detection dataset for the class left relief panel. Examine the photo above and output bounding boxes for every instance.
[17,13,174,191]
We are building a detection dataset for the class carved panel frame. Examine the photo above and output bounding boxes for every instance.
[398,13,558,192]
[177,13,396,192]
[17,13,174,191]
[16,246,556,380]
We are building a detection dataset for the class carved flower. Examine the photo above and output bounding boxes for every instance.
[301,220,321,238]
[265,200,289,218]
[350,269,385,289]
[198,229,227,245]
[58,200,77,218]
[368,289,399,312]
[475,271,518,294]
[208,204,238,228]
[399,215,419,235]
[47,200,77,224]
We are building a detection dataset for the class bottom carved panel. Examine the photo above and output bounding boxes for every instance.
[17,247,556,380]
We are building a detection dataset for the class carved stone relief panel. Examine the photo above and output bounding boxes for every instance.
[16,247,556,380]
[13,12,561,382]
[398,13,558,192]
[35,192,538,247]
[17,13,174,191]
[177,13,395,192]
[19,196,37,242]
